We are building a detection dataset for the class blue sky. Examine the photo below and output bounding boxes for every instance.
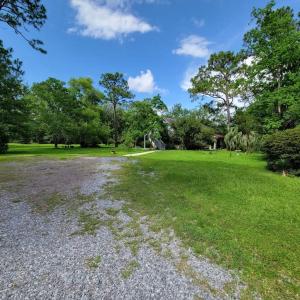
[2,0,300,109]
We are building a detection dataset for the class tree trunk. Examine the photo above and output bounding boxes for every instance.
[277,74,282,116]
[226,105,231,130]
[113,103,118,148]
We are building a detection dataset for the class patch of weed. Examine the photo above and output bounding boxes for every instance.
[74,211,101,235]
[85,255,101,269]
[121,260,140,279]
[106,208,119,217]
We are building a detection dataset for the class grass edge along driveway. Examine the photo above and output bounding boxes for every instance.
[112,150,300,300]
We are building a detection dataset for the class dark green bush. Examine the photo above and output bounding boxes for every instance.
[263,127,300,175]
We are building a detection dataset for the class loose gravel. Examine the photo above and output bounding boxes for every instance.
[0,157,244,299]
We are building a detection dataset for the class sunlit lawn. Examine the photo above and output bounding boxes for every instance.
[113,150,300,299]
[0,143,143,161]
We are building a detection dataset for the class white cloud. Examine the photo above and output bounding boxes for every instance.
[180,65,198,91]
[173,35,211,58]
[69,0,157,40]
[128,70,157,93]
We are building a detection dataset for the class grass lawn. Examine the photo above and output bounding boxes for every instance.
[0,143,144,161]
[113,150,300,299]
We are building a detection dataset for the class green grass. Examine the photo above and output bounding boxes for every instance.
[85,255,101,269]
[74,211,102,235]
[0,143,145,161]
[121,260,140,279]
[113,150,300,299]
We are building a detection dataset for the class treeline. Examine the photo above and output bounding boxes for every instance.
[0,69,226,151]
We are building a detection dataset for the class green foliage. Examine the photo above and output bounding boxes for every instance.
[68,77,109,147]
[224,127,241,152]
[0,0,47,53]
[28,78,77,147]
[225,127,260,153]
[0,40,27,152]
[244,1,300,133]
[168,105,215,150]
[99,72,134,147]
[189,51,247,127]
[124,96,166,147]
[263,127,300,175]
[24,77,110,148]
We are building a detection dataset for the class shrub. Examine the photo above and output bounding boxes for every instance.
[225,127,261,153]
[263,127,300,175]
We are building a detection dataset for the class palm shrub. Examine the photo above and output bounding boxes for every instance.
[224,127,242,153]
[263,127,300,176]
[240,132,261,153]
[225,127,261,153]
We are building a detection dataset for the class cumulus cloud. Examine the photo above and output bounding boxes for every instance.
[180,65,199,91]
[128,70,157,93]
[173,35,211,58]
[69,0,157,40]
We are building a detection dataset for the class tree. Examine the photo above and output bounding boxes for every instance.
[189,51,247,129]
[0,40,26,153]
[243,1,300,133]
[99,72,133,147]
[0,0,47,53]
[68,77,109,147]
[124,97,165,147]
[29,78,77,148]
[168,105,215,150]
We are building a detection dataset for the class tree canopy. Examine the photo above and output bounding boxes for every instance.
[189,51,247,128]
[0,0,47,52]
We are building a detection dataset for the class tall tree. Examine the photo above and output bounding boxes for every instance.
[0,41,25,153]
[124,97,166,147]
[189,51,247,129]
[29,78,77,148]
[243,1,300,132]
[0,0,47,52]
[68,77,109,147]
[99,72,133,147]
[168,104,215,150]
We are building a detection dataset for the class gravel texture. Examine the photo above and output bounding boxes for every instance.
[0,157,243,299]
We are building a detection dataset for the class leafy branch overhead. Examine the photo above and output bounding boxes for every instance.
[0,0,47,53]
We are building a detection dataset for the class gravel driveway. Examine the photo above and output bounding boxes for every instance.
[0,157,243,299]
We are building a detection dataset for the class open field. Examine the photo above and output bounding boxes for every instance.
[0,143,144,162]
[113,150,300,299]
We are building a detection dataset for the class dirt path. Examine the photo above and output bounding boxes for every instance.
[0,157,243,299]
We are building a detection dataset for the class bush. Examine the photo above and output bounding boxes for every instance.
[263,127,300,175]
[225,127,261,153]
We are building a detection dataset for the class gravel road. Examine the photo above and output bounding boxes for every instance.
[0,157,243,299]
